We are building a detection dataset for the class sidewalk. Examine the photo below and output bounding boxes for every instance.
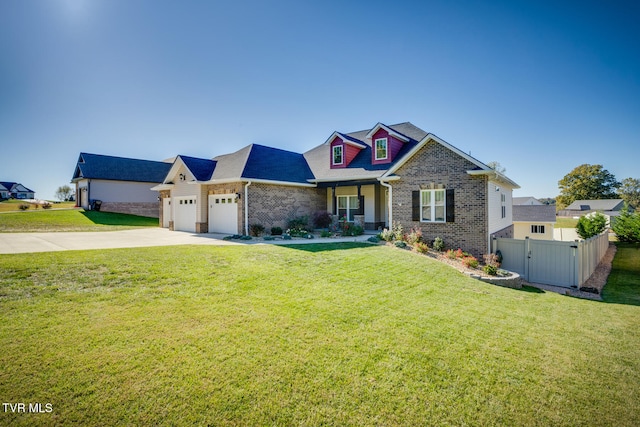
[0,228,373,254]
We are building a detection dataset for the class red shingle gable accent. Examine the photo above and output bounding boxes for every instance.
[371,128,406,165]
[330,136,361,169]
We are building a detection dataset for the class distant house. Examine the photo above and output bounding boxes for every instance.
[557,199,630,226]
[512,204,556,240]
[0,182,35,199]
[513,196,543,206]
[71,153,172,218]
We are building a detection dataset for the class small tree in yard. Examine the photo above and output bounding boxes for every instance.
[611,204,640,243]
[576,212,607,239]
[55,185,74,201]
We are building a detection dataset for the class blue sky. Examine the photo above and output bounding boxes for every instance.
[1,0,638,200]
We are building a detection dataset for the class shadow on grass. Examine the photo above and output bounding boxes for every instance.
[280,242,373,253]
[80,210,158,227]
[601,243,640,306]
[520,285,546,294]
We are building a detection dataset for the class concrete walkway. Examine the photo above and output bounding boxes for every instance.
[0,228,373,254]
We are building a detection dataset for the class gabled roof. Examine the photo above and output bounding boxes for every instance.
[564,199,625,211]
[197,144,315,186]
[0,182,34,193]
[365,122,410,142]
[513,196,542,206]
[72,153,172,183]
[306,122,425,181]
[0,183,8,191]
[179,156,217,181]
[323,132,367,149]
[513,205,556,222]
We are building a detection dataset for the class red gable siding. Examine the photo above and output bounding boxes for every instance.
[371,128,405,165]
[330,136,361,169]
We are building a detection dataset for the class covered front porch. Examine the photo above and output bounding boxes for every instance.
[318,180,389,231]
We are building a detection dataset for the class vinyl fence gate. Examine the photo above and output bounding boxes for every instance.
[492,232,609,288]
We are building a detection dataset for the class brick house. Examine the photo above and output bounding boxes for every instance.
[153,122,519,257]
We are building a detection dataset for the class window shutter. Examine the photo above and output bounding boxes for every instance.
[446,189,455,223]
[412,191,420,221]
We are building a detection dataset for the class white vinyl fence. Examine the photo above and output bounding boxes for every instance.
[493,232,609,288]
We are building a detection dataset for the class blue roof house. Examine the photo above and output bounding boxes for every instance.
[151,121,519,257]
[71,153,172,218]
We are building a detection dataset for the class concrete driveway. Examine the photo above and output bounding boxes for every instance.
[0,228,372,254]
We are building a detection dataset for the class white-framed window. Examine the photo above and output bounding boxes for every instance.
[531,225,546,234]
[332,145,343,165]
[337,195,360,221]
[501,193,506,218]
[421,189,446,222]
[375,138,388,160]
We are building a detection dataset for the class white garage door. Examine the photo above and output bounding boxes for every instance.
[174,196,197,232]
[209,194,238,234]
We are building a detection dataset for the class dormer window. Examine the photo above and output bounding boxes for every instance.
[375,138,388,160]
[333,145,344,165]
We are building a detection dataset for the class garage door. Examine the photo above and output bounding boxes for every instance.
[209,194,238,234]
[174,197,197,232]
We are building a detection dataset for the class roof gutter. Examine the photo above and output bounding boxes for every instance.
[199,178,316,188]
[467,169,520,189]
[378,177,394,227]
[244,181,251,236]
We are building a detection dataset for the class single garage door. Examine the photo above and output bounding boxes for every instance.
[174,196,197,232]
[209,194,238,234]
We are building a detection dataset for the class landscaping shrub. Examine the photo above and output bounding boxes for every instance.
[18,203,29,210]
[576,212,607,239]
[394,241,407,249]
[405,226,423,245]
[312,210,333,229]
[367,236,380,243]
[446,249,456,259]
[392,222,404,241]
[287,216,309,237]
[414,241,429,254]
[270,226,283,236]
[432,237,445,252]
[611,205,640,243]
[380,228,395,242]
[320,230,332,238]
[341,223,364,236]
[483,253,501,276]
[462,256,479,269]
[250,224,265,237]
[263,236,275,241]
[42,202,52,209]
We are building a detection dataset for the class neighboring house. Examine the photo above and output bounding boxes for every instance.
[0,182,35,199]
[153,122,519,257]
[512,205,556,240]
[0,183,8,199]
[557,199,629,226]
[513,196,543,206]
[71,153,172,218]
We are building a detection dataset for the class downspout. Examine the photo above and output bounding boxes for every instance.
[379,179,393,227]
[244,181,252,235]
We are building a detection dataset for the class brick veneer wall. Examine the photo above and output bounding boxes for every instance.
[99,202,160,218]
[391,140,489,258]
[247,183,326,232]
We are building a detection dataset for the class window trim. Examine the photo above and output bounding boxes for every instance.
[374,138,388,160]
[332,145,344,165]
[531,224,546,234]
[420,189,446,223]
[337,195,360,221]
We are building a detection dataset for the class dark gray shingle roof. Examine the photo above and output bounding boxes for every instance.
[73,153,172,183]
[513,205,557,222]
[564,199,625,211]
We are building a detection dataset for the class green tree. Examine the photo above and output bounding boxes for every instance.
[556,164,620,209]
[486,161,506,174]
[617,178,640,211]
[55,185,74,201]
[576,212,607,239]
[611,204,640,243]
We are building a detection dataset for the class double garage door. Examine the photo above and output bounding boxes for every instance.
[172,195,238,234]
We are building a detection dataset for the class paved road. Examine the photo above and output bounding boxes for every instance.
[0,228,372,254]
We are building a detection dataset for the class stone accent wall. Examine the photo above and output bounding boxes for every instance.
[247,183,326,232]
[195,222,208,233]
[159,190,170,227]
[99,202,160,218]
[391,140,489,258]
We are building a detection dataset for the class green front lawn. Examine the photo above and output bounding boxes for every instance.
[1,243,639,426]
[0,209,158,232]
